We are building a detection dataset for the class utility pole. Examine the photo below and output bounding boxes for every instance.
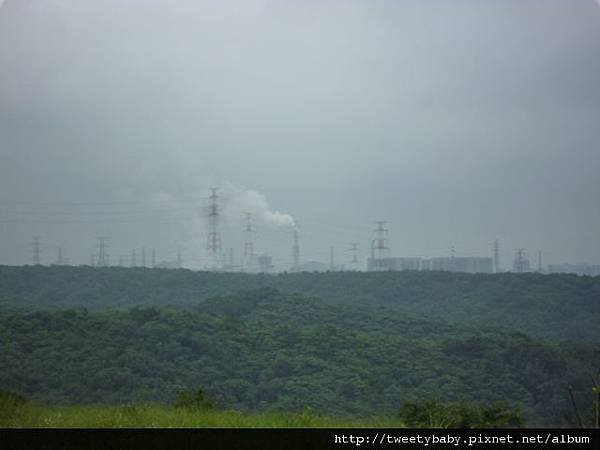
[513,248,528,273]
[244,212,254,272]
[537,250,543,273]
[32,237,41,265]
[151,248,156,268]
[330,246,335,271]
[141,247,146,267]
[592,372,600,428]
[493,239,500,273]
[131,249,137,267]
[56,247,63,265]
[97,237,109,267]
[292,229,300,271]
[206,187,222,271]
[372,221,389,271]
[348,242,358,270]
[348,243,359,265]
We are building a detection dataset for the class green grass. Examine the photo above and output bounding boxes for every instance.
[2,402,405,428]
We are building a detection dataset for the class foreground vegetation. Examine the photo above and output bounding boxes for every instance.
[1,266,599,342]
[1,288,597,426]
[1,266,598,427]
[2,402,387,428]
[1,390,523,428]
[0,388,397,428]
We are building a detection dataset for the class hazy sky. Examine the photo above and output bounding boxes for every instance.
[1,0,599,270]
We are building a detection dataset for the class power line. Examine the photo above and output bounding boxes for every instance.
[493,239,500,273]
[348,243,359,264]
[96,237,109,267]
[330,246,335,271]
[513,248,529,273]
[0,207,196,216]
[243,212,255,272]
[32,237,41,265]
[206,188,222,271]
[292,229,300,270]
[371,221,389,271]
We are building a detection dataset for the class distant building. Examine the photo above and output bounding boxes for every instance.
[256,254,274,273]
[512,250,531,273]
[420,259,432,271]
[547,263,600,277]
[293,261,330,272]
[367,256,493,274]
[453,257,494,274]
[367,257,421,272]
[430,257,452,272]
[154,261,178,269]
[427,257,493,274]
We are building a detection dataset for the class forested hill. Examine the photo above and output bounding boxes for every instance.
[1,288,597,426]
[1,265,599,342]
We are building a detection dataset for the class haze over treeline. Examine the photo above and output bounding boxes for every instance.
[1,0,599,269]
[1,265,599,426]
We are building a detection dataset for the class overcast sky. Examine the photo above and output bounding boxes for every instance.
[0,0,599,270]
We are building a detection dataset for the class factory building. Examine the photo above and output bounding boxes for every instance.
[256,254,274,273]
[367,257,421,272]
[367,256,493,274]
[547,263,600,277]
[293,261,331,272]
[427,256,493,273]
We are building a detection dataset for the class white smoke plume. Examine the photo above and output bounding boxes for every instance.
[146,182,295,269]
[220,183,296,230]
[149,181,296,248]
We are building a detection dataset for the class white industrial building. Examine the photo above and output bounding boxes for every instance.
[367,256,494,274]
[547,263,600,276]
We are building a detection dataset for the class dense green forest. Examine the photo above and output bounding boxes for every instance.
[1,266,598,426]
[1,265,599,342]
[1,273,599,426]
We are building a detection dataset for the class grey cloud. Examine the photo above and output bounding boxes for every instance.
[0,0,599,268]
